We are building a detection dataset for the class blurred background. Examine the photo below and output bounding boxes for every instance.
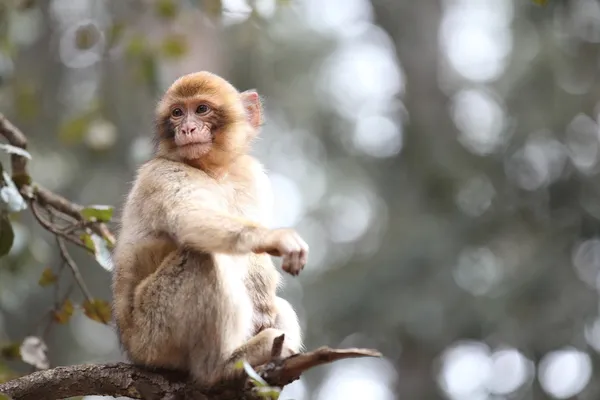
[2,0,600,399]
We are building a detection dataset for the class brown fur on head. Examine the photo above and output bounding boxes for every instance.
[154,71,263,176]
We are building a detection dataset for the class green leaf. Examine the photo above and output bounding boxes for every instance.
[0,144,31,159]
[242,360,268,386]
[90,233,114,271]
[0,213,14,256]
[125,35,148,58]
[203,0,222,17]
[82,298,111,324]
[80,233,95,252]
[0,342,19,360]
[58,114,92,145]
[138,54,158,93]
[0,361,17,384]
[81,205,114,222]
[107,22,125,48]
[255,386,281,399]
[13,83,38,120]
[161,35,187,59]
[234,359,245,370]
[53,299,74,324]
[81,232,114,270]
[156,0,179,19]
[38,267,57,287]
[11,173,31,188]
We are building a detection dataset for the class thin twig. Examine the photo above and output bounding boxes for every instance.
[56,236,94,304]
[35,186,116,246]
[28,201,89,251]
[61,221,86,235]
[31,308,53,338]
[52,262,66,309]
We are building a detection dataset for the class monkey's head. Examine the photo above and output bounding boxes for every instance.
[155,71,263,173]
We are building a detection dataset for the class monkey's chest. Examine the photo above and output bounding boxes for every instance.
[222,185,269,224]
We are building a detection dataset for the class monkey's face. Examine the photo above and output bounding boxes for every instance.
[155,71,261,170]
[168,100,218,160]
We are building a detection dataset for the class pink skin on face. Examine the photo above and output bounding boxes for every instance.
[172,106,213,159]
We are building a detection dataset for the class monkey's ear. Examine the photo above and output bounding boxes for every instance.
[240,90,263,129]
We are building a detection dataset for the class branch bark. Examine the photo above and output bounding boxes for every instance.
[0,347,381,400]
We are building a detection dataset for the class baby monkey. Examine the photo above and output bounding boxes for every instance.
[112,71,308,386]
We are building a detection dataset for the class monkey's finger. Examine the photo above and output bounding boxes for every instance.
[299,248,308,267]
[297,239,309,267]
[284,254,301,276]
[299,238,309,253]
[281,255,292,274]
[290,237,308,269]
[290,234,308,252]
[289,251,301,275]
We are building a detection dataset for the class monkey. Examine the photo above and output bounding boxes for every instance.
[111,71,308,387]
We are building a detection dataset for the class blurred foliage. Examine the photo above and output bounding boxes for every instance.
[0,214,12,257]
[82,298,111,325]
[37,267,57,287]
[0,0,600,399]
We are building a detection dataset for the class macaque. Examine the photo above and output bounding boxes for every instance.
[111,71,308,386]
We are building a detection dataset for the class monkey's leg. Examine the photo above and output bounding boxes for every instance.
[273,296,303,354]
[126,250,194,370]
[187,253,255,386]
[131,251,253,384]
[218,298,302,377]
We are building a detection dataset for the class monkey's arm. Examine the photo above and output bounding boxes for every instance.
[138,161,307,271]
[129,160,268,255]
[166,205,268,255]
[162,203,308,274]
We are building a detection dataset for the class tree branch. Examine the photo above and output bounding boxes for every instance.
[0,347,382,400]
[0,113,115,246]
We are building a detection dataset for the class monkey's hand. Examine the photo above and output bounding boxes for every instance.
[252,228,308,276]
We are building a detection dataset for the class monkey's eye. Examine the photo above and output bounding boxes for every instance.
[171,108,183,117]
[196,104,210,114]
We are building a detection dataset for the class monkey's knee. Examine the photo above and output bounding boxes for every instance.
[274,297,303,353]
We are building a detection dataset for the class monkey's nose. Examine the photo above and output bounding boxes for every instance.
[181,126,197,135]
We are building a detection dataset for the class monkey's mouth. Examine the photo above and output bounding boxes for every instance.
[177,141,212,160]
[178,141,212,148]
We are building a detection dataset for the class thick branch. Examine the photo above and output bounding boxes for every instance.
[0,347,381,400]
